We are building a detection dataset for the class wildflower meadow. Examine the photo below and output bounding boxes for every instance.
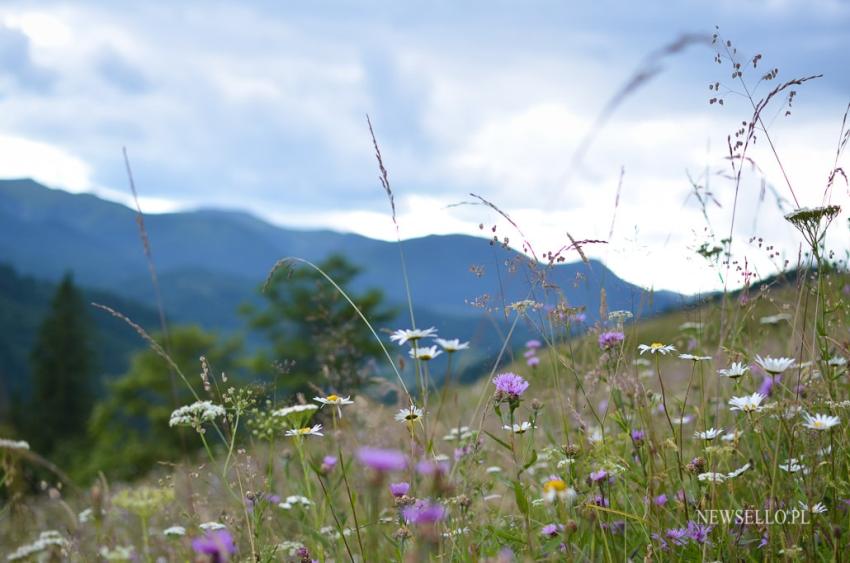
[2,24,850,563]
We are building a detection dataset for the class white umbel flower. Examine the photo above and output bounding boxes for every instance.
[169,401,226,429]
[718,362,749,379]
[695,428,725,440]
[199,522,226,531]
[163,526,186,537]
[638,342,677,355]
[0,438,30,451]
[729,393,767,413]
[755,355,795,375]
[7,531,67,561]
[273,404,319,418]
[390,327,438,345]
[409,345,442,361]
[679,354,712,362]
[828,356,847,367]
[801,412,840,430]
[434,338,470,352]
[279,495,312,509]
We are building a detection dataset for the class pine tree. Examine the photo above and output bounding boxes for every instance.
[29,273,94,456]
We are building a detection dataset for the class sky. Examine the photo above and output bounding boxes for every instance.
[1,0,849,295]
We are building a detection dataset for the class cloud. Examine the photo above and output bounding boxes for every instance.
[0,24,56,92]
[96,49,150,94]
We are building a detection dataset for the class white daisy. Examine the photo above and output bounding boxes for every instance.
[718,362,749,379]
[828,356,847,367]
[779,458,808,474]
[285,424,324,438]
[671,415,694,425]
[390,327,438,345]
[726,462,751,479]
[314,394,353,407]
[697,472,727,483]
[395,405,424,424]
[434,338,470,352]
[409,345,442,361]
[542,477,576,504]
[720,429,742,442]
[504,422,535,434]
[695,428,725,440]
[755,355,795,375]
[801,412,840,430]
[729,393,767,413]
[679,354,712,362]
[638,342,677,355]
[798,501,828,514]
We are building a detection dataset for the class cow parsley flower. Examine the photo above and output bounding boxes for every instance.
[169,401,226,430]
[163,526,186,537]
[279,495,312,509]
[273,404,319,418]
[638,342,677,355]
[828,356,847,367]
[199,522,227,531]
[0,438,30,451]
[7,531,67,561]
[697,472,726,484]
[801,412,840,430]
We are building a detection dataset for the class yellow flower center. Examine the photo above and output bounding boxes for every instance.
[650,342,664,350]
[543,479,567,492]
[814,420,825,428]
[326,394,340,402]
[296,427,312,434]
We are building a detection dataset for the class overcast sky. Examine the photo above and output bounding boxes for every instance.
[1,0,849,294]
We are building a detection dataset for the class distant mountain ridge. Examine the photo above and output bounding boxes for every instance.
[0,178,688,354]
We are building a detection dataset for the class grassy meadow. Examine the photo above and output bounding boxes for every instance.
[3,33,850,563]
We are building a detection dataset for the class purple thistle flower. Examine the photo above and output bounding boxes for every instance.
[321,455,338,472]
[631,429,645,443]
[192,530,236,562]
[598,331,625,350]
[356,447,407,472]
[591,495,609,507]
[523,349,537,359]
[589,469,608,483]
[665,527,688,546]
[526,356,541,367]
[651,533,670,551]
[686,521,712,544]
[526,339,542,350]
[403,500,446,524]
[492,373,529,398]
[653,494,668,506]
[389,482,410,497]
[759,373,777,397]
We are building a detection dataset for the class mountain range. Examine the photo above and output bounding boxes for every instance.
[0,178,689,389]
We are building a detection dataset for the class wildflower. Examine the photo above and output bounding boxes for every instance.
[492,372,529,398]
[313,394,353,407]
[279,495,312,509]
[638,342,677,355]
[199,522,227,531]
[169,401,226,430]
[598,331,625,350]
[164,526,186,537]
[434,338,469,352]
[828,356,847,367]
[390,327,437,345]
[321,456,338,473]
[0,438,30,451]
[409,345,442,361]
[686,521,713,544]
[394,404,424,424]
[357,447,407,472]
[542,476,576,503]
[697,472,726,484]
[390,482,410,497]
[695,428,724,441]
[630,429,645,443]
[541,523,562,538]
[727,463,751,479]
[284,424,324,438]
[416,459,450,475]
[801,412,840,430]
[589,469,608,483]
[526,339,542,349]
[665,527,689,546]
[798,501,828,514]
[272,404,319,418]
[113,486,175,518]
[729,393,766,413]
[485,466,502,474]
[527,356,540,367]
[442,426,474,442]
[99,546,135,560]
[191,529,236,561]
[503,421,534,434]
[718,362,749,379]
[654,494,668,506]
[608,310,633,324]
[670,415,693,425]
[679,354,712,362]
[403,500,446,524]
[755,355,795,375]
[779,458,808,473]
[759,313,792,325]
[7,531,67,561]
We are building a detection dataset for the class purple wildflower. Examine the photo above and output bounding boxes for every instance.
[540,523,560,538]
[686,521,712,544]
[403,500,446,524]
[492,373,529,398]
[651,533,670,551]
[416,459,449,475]
[389,482,410,497]
[759,374,777,397]
[321,455,338,473]
[356,447,407,472]
[665,527,688,546]
[598,331,625,350]
[591,495,609,507]
[589,469,608,483]
[654,494,668,506]
[526,356,540,367]
[631,429,645,443]
[526,339,542,349]
[192,530,236,562]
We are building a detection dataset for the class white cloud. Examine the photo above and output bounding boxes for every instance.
[0,134,91,190]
